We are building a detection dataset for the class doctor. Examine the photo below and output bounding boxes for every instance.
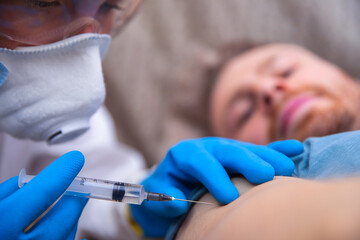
[0,0,303,239]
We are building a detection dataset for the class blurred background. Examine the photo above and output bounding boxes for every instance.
[103,0,360,166]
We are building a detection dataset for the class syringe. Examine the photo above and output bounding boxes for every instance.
[18,169,173,205]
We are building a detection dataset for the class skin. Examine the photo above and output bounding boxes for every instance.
[177,177,360,240]
[0,0,141,49]
[210,44,360,145]
[177,45,360,239]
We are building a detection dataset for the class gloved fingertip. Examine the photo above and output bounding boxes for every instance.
[267,140,304,157]
[62,150,85,164]
[276,159,295,176]
[29,151,85,191]
[286,139,304,155]
[245,164,275,184]
[213,182,239,205]
[0,62,8,87]
[56,151,85,181]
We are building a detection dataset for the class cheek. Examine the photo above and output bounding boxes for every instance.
[233,114,270,145]
[0,37,24,49]
[210,84,234,136]
[209,93,225,136]
[293,66,346,95]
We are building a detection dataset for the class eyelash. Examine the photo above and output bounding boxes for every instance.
[237,94,256,128]
[243,101,255,122]
[27,0,61,8]
[101,2,123,11]
[280,68,294,79]
[27,1,122,10]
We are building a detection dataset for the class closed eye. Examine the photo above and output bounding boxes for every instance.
[230,92,256,132]
[102,2,123,10]
[279,68,294,79]
[238,96,255,127]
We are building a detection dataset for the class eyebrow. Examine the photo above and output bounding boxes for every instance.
[256,54,277,74]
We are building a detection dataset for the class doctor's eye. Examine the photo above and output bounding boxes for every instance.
[101,1,123,10]
[27,0,61,8]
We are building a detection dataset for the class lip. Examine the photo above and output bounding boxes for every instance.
[279,94,316,137]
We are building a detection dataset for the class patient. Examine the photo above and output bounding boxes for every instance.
[208,43,360,145]
[168,43,360,240]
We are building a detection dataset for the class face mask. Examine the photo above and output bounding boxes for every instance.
[0,33,111,144]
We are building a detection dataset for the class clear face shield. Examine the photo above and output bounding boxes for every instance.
[0,0,142,48]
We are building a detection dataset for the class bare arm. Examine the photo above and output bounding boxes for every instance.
[177,177,360,240]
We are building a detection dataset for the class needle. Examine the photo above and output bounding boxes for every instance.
[172,197,220,206]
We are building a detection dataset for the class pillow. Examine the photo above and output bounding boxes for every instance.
[103,0,360,166]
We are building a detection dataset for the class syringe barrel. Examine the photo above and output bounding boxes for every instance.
[18,169,147,205]
[68,177,146,204]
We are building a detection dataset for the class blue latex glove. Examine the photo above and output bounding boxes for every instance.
[0,151,88,240]
[0,62,8,87]
[131,137,303,237]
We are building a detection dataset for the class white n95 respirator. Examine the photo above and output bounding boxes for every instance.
[0,33,111,144]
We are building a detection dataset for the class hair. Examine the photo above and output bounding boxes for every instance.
[170,40,265,137]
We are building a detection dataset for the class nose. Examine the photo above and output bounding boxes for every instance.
[70,0,103,36]
[76,22,100,34]
[65,18,102,39]
[258,78,288,113]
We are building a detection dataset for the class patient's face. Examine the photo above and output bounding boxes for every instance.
[210,44,360,144]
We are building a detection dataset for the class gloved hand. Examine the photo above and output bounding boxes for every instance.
[131,137,303,237]
[0,151,88,240]
[0,62,8,87]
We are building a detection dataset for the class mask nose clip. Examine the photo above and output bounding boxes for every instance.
[46,119,90,144]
